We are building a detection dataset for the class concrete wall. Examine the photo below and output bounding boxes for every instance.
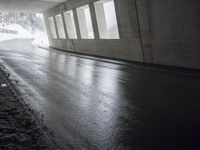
[44,0,144,62]
[147,0,200,69]
[44,0,200,69]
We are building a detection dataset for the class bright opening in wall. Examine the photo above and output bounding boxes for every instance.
[63,10,77,39]
[94,0,119,39]
[55,14,66,39]
[0,12,49,46]
[48,17,57,39]
[34,14,49,47]
[76,5,94,39]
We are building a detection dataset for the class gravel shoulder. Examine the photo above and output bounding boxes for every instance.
[0,64,55,150]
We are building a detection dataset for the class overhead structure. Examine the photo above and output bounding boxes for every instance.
[0,0,199,70]
[0,0,66,12]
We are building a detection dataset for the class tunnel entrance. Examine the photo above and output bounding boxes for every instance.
[0,11,49,47]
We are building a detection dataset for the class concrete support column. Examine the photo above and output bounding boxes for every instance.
[114,0,140,40]
[48,16,58,39]
[89,3,100,39]
[73,9,81,39]
[53,16,59,39]
[135,0,153,63]
[61,13,69,39]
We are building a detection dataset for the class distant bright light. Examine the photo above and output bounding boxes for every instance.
[0,12,49,47]
[1,83,7,87]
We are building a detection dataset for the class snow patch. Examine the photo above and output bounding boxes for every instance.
[0,24,33,42]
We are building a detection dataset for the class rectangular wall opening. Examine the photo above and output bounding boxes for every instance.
[76,5,94,39]
[48,17,57,39]
[63,10,77,39]
[55,14,66,39]
[94,0,119,39]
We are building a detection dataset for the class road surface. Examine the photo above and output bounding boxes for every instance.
[0,39,200,149]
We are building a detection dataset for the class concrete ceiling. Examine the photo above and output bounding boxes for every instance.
[0,0,66,13]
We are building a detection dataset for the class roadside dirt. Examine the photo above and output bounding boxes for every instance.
[0,65,51,149]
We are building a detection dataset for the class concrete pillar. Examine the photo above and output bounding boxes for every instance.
[135,0,153,63]
[89,3,100,39]
[61,13,69,39]
[73,9,81,39]
[53,16,59,39]
[93,1,107,39]
[48,16,58,39]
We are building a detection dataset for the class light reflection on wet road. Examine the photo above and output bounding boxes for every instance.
[0,39,200,149]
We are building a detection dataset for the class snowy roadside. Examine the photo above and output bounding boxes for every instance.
[0,23,49,49]
[0,65,54,149]
[0,24,33,42]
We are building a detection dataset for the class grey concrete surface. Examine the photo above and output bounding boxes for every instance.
[0,0,65,13]
[0,39,200,149]
[148,0,200,69]
[44,0,144,63]
[44,0,200,70]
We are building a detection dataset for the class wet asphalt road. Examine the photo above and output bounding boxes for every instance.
[0,39,200,150]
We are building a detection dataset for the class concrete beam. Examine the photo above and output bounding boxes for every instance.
[0,0,66,13]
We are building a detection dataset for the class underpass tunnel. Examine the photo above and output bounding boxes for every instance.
[0,0,199,150]
[0,0,65,52]
[44,0,200,70]
[0,0,199,70]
